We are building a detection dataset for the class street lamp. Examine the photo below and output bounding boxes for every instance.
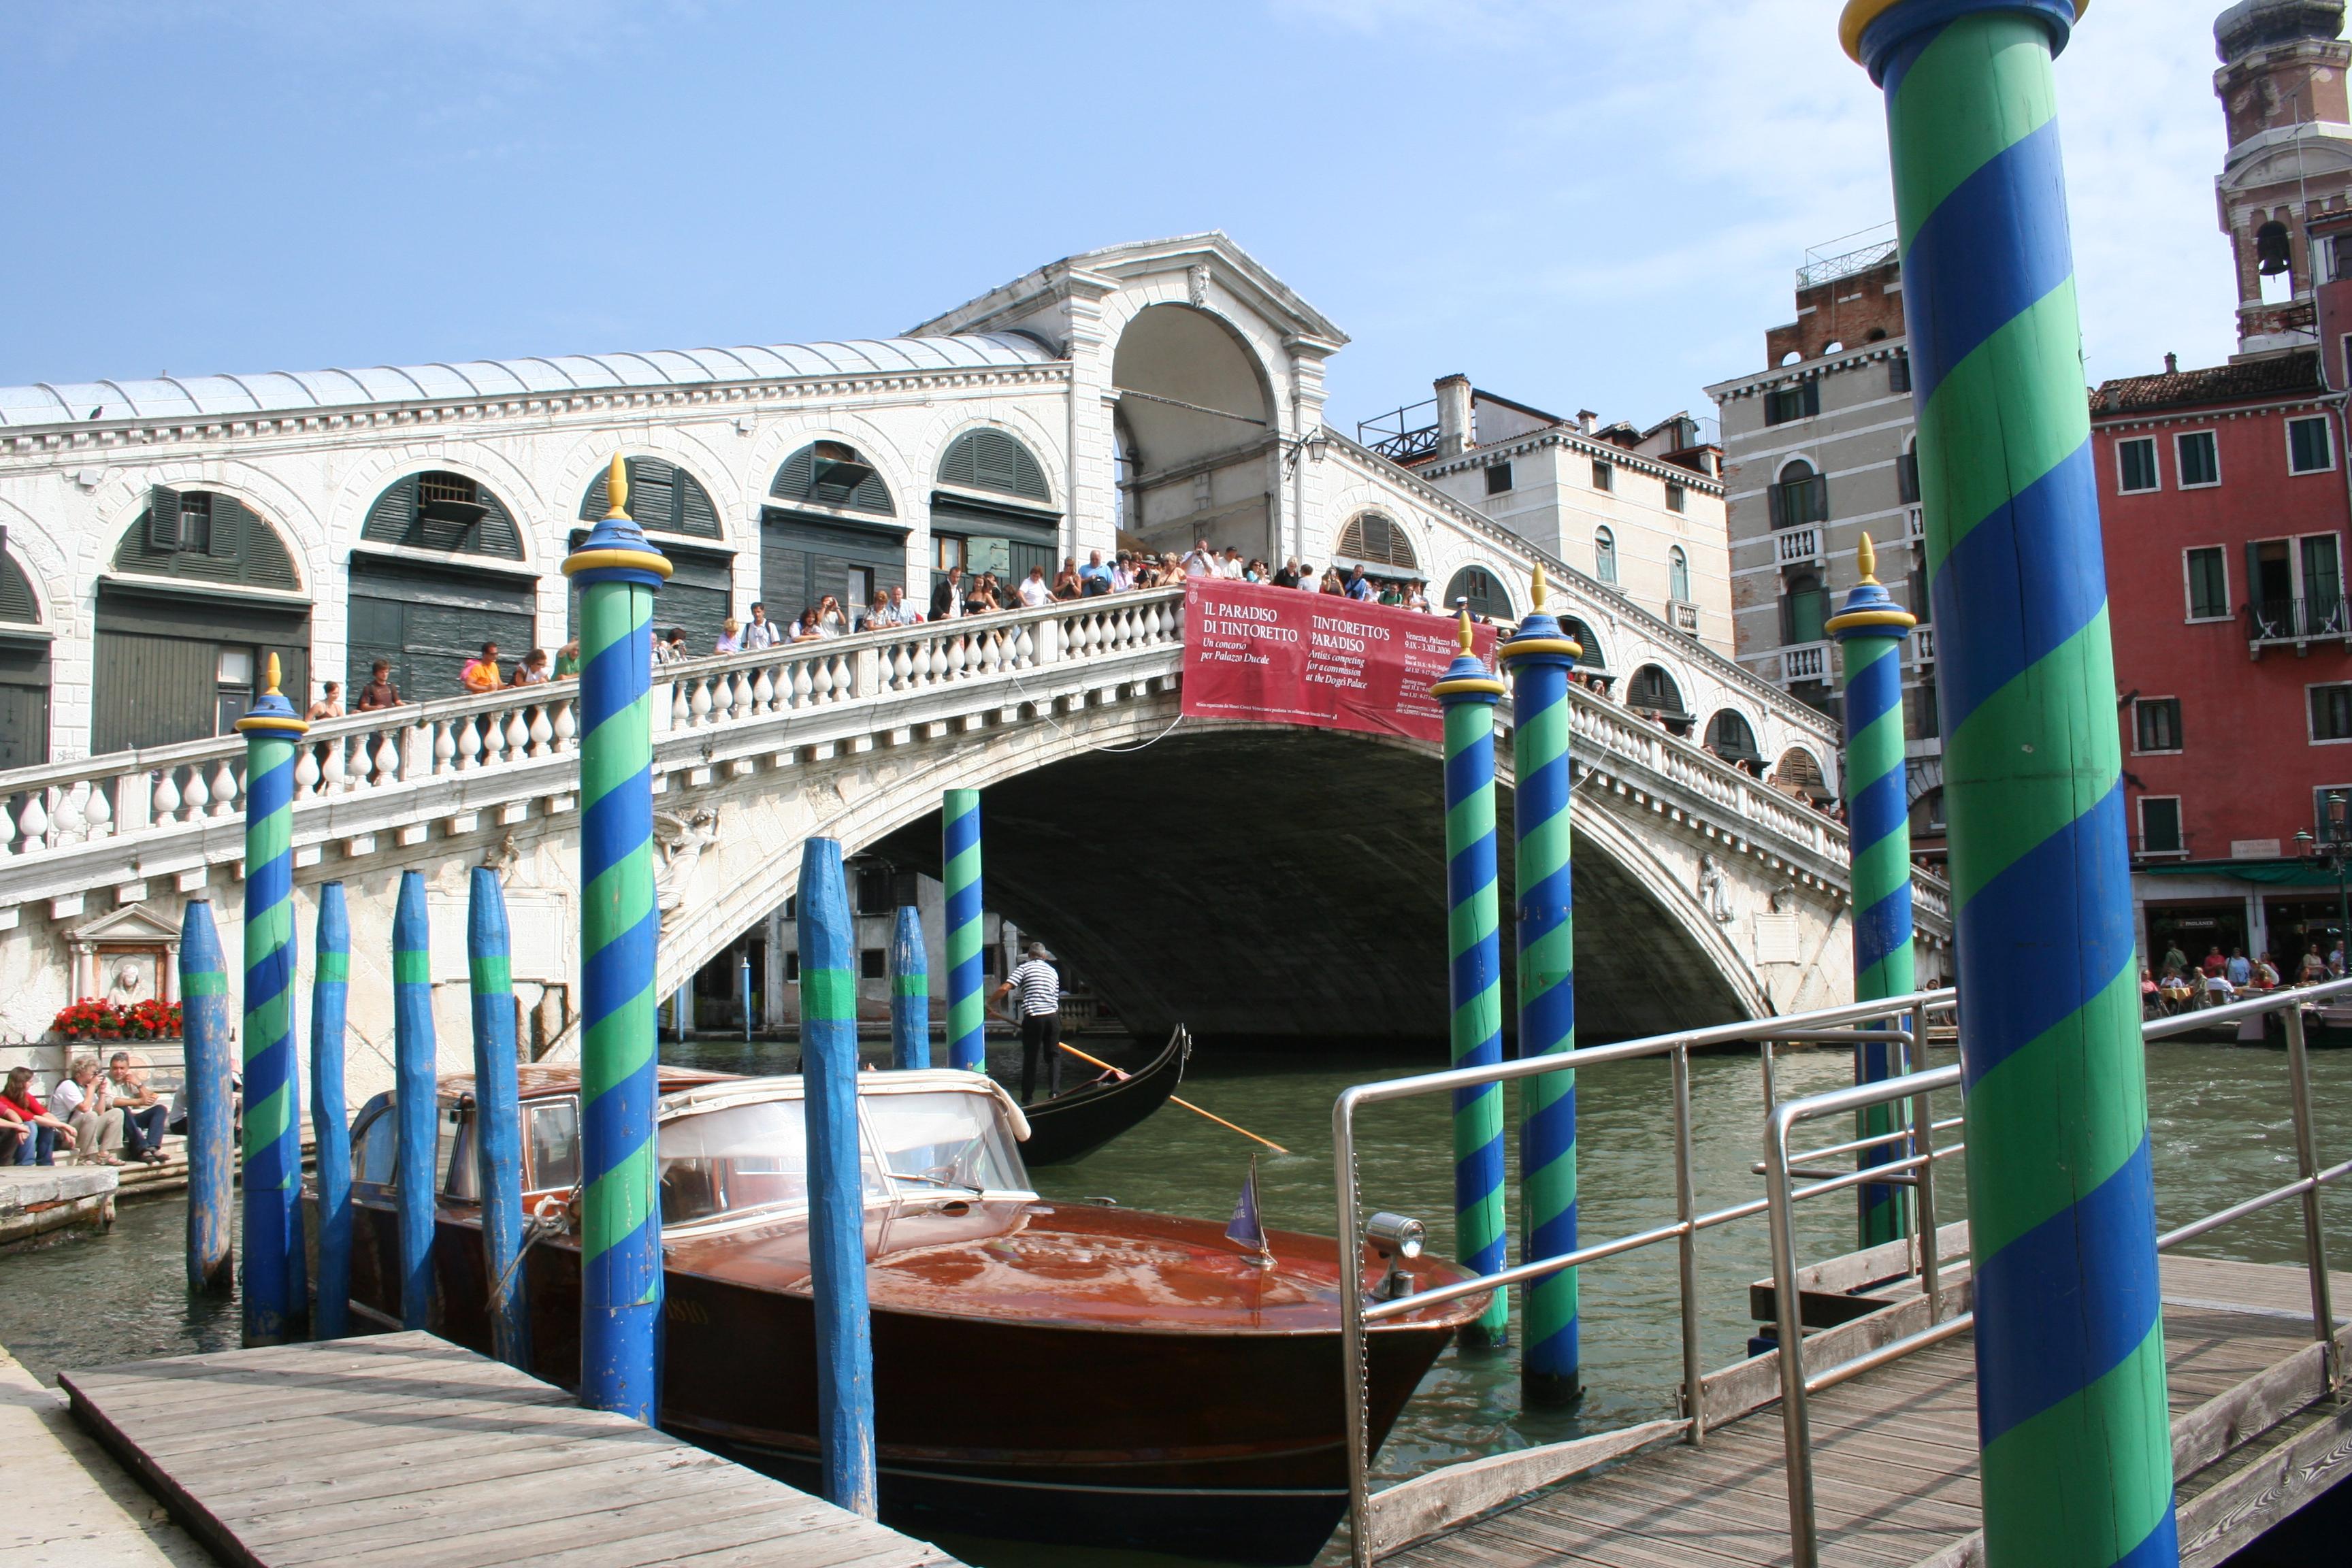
[2293,787,2352,976]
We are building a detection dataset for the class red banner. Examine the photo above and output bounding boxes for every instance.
[1180,580,1501,744]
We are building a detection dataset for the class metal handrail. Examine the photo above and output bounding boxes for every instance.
[1332,986,1955,1568]
[1765,975,2352,1567]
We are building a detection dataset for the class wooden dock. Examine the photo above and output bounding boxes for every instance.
[59,1332,965,1568]
[1386,1256,2352,1568]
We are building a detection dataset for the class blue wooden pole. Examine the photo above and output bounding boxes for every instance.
[180,898,234,1294]
[469,867,531,1371]
[309,883,353,1339]
[889,905,928,1071]
[741,951,754,1045]
[799,837,879,1516]
[393,869,438,1332]
[235,657,307,1344]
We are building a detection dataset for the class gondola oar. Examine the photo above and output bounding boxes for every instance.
[1056,1041,1290,1156]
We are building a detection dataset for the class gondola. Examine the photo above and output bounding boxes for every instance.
[1017,1025,1190,1165]
[322,1066,1483,1565]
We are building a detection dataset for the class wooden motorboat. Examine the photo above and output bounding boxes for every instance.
[321,1064,1483,1564]
[1018,1026,1190,1165]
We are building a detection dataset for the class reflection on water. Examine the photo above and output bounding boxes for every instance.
[2,1034,2347,1568]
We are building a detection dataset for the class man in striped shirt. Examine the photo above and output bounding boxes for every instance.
[994,943,1062,1104]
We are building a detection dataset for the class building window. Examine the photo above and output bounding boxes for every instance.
[1907,680,1941,740]
[1446,566,1512,620]
[1896,448,1921,505]
[933,534,966,573]
[2289,415,2335,475]
[1889,353,1912,395]
[783,951,801,982]
[2185,546,2230,620]
[1782,570,1827,646]
[2117,438,2160,495]
[1594,527,1618,586]
[2313,683,2352,742]
[860,949,887,980]
[1665,482,1686,513]
[1590,459,1614,492]
[1769,460,1828,527]
[1764,380,1820,425]
[2176,430,2221,488]
[855,868,894,916]
[1669,546,1690,603]
[2138,796,2184,855]
[2134,697,2183,754]
[1337,512,1420,570]
[1486,461,1514,494]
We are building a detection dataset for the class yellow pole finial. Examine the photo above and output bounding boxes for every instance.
[1857,532,1879,585]
[1531,561,1549,612]
[605,454,630,521]
[265,651,282,696]
[1457,608,1475,654]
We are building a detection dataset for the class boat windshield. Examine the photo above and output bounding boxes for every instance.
[864,1091,1029,1195]
[657,1100,887,1225]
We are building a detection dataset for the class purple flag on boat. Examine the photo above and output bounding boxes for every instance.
[1226,1155,1267,1255]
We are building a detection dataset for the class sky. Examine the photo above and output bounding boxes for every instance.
[0,0,2244,436]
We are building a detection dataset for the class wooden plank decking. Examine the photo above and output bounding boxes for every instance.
[1387,1258,2352,1568]
[58,1332,964,1568]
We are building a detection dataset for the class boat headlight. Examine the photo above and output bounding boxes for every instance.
[1366,1211,1425,1261]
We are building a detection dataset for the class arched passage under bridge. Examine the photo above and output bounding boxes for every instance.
[863,726,1759,1049]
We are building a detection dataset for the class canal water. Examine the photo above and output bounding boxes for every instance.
[1,1035,2346,1568]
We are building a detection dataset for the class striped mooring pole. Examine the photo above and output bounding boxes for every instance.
[563,454,671,1422]
[469,867,532,1371]
[310,882,354,1340]
[943,789,985,1073]
[798,837,880,1515]
[393,869,438,1332]
[180,898,234,1294]
[235,657,308,1345]
[890,904,930,1071]
[1499,567,1582,1405]
[1844,5,2176,1566]
[1431,610,1509,1348]
[1826,536,1917,1251]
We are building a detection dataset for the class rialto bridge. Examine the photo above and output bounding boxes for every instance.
[0,587,1950,1105]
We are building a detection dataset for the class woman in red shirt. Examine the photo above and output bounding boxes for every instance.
[1,1066,76,1166]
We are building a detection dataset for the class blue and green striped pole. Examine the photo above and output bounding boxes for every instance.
[1846,5,2175,1565]
[469,867,531,1371]
[235,657,307,1345]
[1431,611,1509,1349]
[180,898,233,1294]
[891,904,930,1071]
[1827,536,1918,1250]
[310,882,353,1340]
[799,837,880,1515]
[944,789,985,1073]
[563,455,671,1422]
[1500,568,1582,1404]
[393,868,437,1333]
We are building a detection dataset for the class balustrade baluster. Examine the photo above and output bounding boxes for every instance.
[753,666,777,713]
[788,662,812,708]
[208,760,238,818]
[504,708,531,761]
[19,789,50,849]
[323,736,348,794]
[457,717,485,771]
[153,768,184,822]
[672,681,693,729]
[433,721,458,775]
[294,746,321,800]
[374,731,402,787]
[683,679,709,728]
[552,702,576,755]
[529,706,554,757]
[52,785,86,846]
[476,710,507,770]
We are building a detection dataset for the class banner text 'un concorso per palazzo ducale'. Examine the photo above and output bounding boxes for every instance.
[1180,580,1501,744]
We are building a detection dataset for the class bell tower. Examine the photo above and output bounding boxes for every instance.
[2215,1,2352,355]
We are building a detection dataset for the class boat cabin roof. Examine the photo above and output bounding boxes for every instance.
[433,1066,1032,1142]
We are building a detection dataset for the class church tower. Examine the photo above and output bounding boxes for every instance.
[2215,0,2352,356]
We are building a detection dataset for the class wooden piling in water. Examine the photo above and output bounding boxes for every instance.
[468,866,531,1371]
[891,904,929,1071]
[179,898,233,1294]
[800,836,879,1516]
[392,870,437,1333]
[308,883,353,1340]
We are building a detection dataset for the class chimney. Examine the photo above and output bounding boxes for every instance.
[2165,351,2179,374]
[1434,375,1474,457]
[1577,410,1597,435]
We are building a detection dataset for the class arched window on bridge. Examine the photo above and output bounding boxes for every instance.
[930,429,1058,600]
[100,490,310,753]
[1705,709,1763,772]
[1444,566,1512,621]
[765,440,907,635]
[0,542,46,767]
[1627,664,1691,736]
[574,457,732,660]
[1594,527,1618,586]
[1562,615,1612,695]
[1336,512,1419,574]
[352,471,535,706]
[1774,746,1829,802]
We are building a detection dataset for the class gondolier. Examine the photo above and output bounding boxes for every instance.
[996,943,1062,1104]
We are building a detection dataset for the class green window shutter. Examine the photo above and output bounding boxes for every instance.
[938,430,1049,502]
[676,468,720,537]
[629,459,677,532]
[148,485,184,551]
[0,551,35,623]
[772,444,894,515]
[363,477,421,546]
[208,495,245,559]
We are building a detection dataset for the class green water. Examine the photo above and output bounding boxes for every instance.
[2,1036,2347,1567]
